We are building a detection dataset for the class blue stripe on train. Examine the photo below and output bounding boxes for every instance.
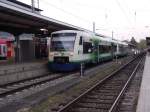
[48,62,80,71]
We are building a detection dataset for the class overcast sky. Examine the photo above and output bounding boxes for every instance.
[19,0,150,42]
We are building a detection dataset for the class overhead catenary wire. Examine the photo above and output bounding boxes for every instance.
[40,0,92,24]
[33,0,137,36]
[120,0,137,26]
[114,0,133,25]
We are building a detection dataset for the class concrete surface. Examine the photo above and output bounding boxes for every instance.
[0,60,48,85]
[136,54,150,112]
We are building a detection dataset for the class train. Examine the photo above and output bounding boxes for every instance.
[0,38,7,60]
[146,37,150,53]
[48,30,128,71]
[0,38,15,60]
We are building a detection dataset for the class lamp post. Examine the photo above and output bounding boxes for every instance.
[31,0,35,12]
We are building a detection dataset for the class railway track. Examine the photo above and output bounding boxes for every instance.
[57,54,145,112]
[0,72,72,98]
[115,56,145,112]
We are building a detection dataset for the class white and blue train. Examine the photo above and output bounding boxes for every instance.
[48,30,128,71]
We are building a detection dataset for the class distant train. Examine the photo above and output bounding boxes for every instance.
[48,30,128,71]
[0,38,14,60]
[146,37,150,53]
[0,39,7,60]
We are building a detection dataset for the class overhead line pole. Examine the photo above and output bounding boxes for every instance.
[134,11,136,26]
[93,22,96,34]
[31,0,35,12]
[37,0,39,9]
[112,31,114,39]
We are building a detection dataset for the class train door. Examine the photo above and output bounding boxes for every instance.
[111,43,115,58]
[91,38,99,63]
[0,44,7,60]
[78,36,83,55]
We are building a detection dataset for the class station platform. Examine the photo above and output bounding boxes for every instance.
[0,59,48,85]
[136,54,150,112]
[0,58,47,66]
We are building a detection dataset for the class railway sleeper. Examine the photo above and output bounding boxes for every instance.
[99,88,121,91]
[75,102,111,109]
[89,93,118,98]
[70,107,108,112]
[118,105,134,111]
[101,83,123,86]
[94,89,119,93]
[80,99,114,104]
[84,95,116,100]
[90,91,119,96]
[100,85,123,89]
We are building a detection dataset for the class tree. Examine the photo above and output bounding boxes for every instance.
[137,39,147,50]
[130,37,137,46]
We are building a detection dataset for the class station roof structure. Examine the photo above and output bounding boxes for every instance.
[0,0,86,35]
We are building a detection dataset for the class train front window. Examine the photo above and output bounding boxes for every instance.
[50,33,76,51]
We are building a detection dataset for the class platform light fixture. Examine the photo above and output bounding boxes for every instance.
[40,28,48,35]
[40,28,48,31]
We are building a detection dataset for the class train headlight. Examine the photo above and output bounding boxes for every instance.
[49,53,54,56]
[69,52,74,56]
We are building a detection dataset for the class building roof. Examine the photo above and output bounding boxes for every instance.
[0,31,15,40]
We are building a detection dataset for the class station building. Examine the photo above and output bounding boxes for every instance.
[0,0,79,63]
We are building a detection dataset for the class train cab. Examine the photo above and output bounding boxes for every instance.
[48,31,78,71]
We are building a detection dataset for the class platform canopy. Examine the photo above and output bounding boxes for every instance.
[0,0,86,35]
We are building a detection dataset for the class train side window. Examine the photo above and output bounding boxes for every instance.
[113,45,117,52]
[3,46,6,54]
[83,42,92,54]
[79,36,83,45]
[99,45,111,53]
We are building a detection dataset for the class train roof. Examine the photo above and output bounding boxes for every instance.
[51,30,83,34]
[0,38,7,44]
[0,38,13,44]
[51,30,128,45]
